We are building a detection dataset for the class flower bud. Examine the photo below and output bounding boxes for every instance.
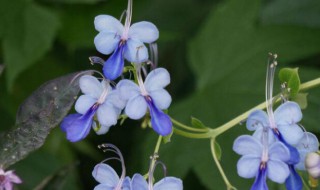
[306,152,320,178]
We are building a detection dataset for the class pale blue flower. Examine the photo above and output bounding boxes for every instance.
[92,163,131,190]
[295,132,319,170]
[131,173,183,190]
[233,135,290,190]
[61,75,125,142]
[94,0,159,80]
[117,68,172,136]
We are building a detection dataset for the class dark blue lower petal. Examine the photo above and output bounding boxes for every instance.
[61,104,98,142]
[251,167,268,190]
[274,131,300,164]
[285,165,302,190]
[103,44,125,80]
[145,96,172,136]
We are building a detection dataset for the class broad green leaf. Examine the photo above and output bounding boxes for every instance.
[261,0,320,28]
[279,68,300,97]
[2,2,59,89]
[0,71,91,168]
[135,0,320,189]
[42,0,101,4]
[191,117,208,129]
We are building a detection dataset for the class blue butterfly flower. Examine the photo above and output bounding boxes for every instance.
[61,75,125,142]
[94,0,159,80]
[233,135,290,190]
[131,173,182,190]
[117,68,172,136]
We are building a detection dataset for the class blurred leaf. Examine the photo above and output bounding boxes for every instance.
[261,0,320,28]
[1,1,60,89]
[34,163,78,190]
[279,68,300,97]
[0,71,92,168]
[191,117,208,129]
[135,0,320,189]
[292,93,308,109]
[0,65,4,76]
[42,0,102,4]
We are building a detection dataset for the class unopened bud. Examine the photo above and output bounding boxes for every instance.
[306,152,320,178]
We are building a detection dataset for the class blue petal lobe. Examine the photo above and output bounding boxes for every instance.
[145,96,172,136]
[62,105,98,142]
[103,44,125,80]
[276,132,300,164]
[251,168,268,190]
[285,165,303,190]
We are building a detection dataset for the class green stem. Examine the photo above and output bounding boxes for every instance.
[210,138,237,190]
[171,118,209,132]
[173,128,211,139]
[149,135,162,174]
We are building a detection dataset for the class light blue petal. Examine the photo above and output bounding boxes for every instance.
[125,95,147,119]
[252,127,275,144]
[122,177,132,190]
[237,155,260,178]
[75,95,96,114]
[295,132,319,170]
[233,135,263,156]
[268,142,290,162]
[97,103,118,126]
[94,15,124,34]
[276,134,301,165]
[267,159,290,183]
[154,177,183,190]
[106,90,126,110]
[146,97,172,136]
[149,89,171,110]
[274,101,302,125]
[103,45,125,80]
[277,124,303,145]
[94,184,114,190]
[285,165,303,190]
[79,75,103,99]
[144,68,170,92]
[92,125,111,135]
[250,168,268,190]
[92,163,119,186]
[94,31,121,55]
[124,39,148,63]
[246,110,269,131]
[129,21,159,43]
[117,79,141,101]
[131,174,148,190]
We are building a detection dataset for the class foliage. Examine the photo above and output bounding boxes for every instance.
[0,0,320,189]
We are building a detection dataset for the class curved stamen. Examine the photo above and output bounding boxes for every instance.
[122,0,132,39]
[135,64,148,96]
[147,155,167,190]
[98,143,126,190]
[265,53,278,129]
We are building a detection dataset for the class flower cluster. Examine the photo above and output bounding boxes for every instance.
[233,55,319,190]
[92,144,183,190]
[60,0,172,142]
[0,168,22,190]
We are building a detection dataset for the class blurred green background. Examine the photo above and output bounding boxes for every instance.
[1,0,320,189]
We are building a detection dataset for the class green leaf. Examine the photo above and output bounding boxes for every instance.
[0,71,91,168]
[2,1,60,89]
[261,0,320,28]
[293,93,308,109]
[134,0,320,189]
[0,65,4,76]
[191,117,208,129]
[42,0,101,4]
[279,68,301,97]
